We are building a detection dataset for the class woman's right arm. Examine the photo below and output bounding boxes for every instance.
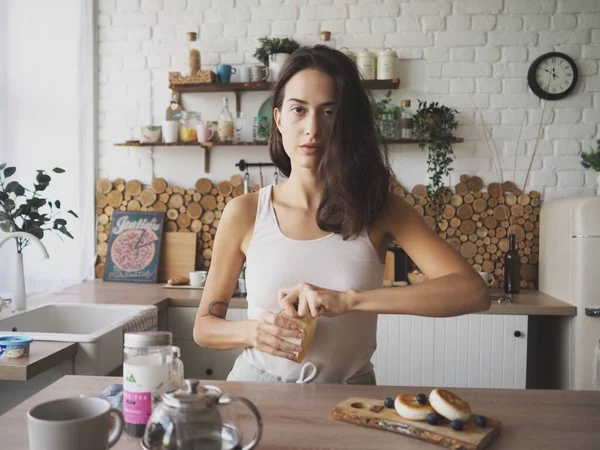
[193,194,304,360]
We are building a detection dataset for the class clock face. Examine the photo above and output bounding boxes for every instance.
[527,52,578,101]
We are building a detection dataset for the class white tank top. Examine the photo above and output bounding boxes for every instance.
[242,185,385,383]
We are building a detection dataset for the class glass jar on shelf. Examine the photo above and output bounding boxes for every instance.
[253,116,269,143]
[218,97,234,143]
[379,113,398,140]
[179,111,198,143]
[186,31,201,77]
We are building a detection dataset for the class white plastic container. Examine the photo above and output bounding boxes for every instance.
[377,48,398,80]
[356,49,376,80]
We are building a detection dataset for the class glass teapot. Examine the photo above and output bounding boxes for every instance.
[142,379,262,450]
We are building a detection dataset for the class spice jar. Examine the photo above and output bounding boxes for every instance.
[253,116,269,143]
[179,111,199,143]
[186,31,201,76]
[356,49,376,80]
[168,345,185,392]
[377,48,398,80]
[123,331,173,438]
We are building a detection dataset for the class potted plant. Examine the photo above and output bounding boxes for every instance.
[580,139,600,195]
[373,91,402,140]
[412,100,459,227]
[253,37,300,81]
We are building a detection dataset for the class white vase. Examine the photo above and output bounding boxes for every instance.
[268,53,290,82]
[12,252,26,312]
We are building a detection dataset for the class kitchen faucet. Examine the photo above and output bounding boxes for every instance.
[0,232,50,312]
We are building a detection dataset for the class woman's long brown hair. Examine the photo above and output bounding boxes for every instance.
[269,45,393,240]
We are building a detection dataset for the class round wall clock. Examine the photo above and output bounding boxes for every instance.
[527,52,578,100]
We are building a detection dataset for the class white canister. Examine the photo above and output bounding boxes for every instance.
[340,47,356,63]
[377,48,398,80]
[356,49,376,80]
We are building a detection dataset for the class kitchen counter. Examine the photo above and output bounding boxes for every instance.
[1,375,599,449]
[0,281,575,381]
[26,279,577,316]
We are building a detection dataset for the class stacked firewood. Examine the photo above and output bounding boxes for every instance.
[95,174,541,288]
[391,174,540,289]
[94,174,250,278]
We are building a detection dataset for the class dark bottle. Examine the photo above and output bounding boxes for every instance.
[503,234,521,294]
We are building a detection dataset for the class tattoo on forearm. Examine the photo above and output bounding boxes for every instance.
[202,300,230,319]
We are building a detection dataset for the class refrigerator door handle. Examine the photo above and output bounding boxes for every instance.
[584,307,600,317]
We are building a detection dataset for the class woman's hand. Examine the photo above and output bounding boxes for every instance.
[278,283,354,318]
[251,311,305,360]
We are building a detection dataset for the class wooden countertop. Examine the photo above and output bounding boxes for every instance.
[0,342,77,381]
[1,375,599,449]
[0,281,574,381]
[26,280,576,316]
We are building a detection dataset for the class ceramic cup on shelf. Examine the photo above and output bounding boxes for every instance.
[140,125,162,144]
[162,120,179,144]
[189,270,208,288]
[250,65,269,82]
[217,64,236,84]
[479,271,495,287]
[196,123,214,143]
[239,66,251,83]
[27,397,124,450]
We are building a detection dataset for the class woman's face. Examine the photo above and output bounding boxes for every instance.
[274,69,336,173]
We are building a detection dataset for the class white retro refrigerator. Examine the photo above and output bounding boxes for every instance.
[539,196,600,391]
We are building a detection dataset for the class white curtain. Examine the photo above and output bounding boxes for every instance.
[0,0,96,298]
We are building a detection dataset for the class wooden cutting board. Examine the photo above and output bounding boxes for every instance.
[331,397,501,450]
[158,232,197,282]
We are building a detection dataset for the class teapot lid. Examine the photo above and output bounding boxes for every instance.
[163,379,222,409]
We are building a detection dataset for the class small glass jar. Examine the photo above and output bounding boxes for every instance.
[123,331,173,438]
[253,116,269,143]
[179,111,198,143]
[379,113,398,140]
[186,31,201,77]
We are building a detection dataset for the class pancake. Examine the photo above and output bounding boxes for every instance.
[394,394,435,421]
[429,388,471,421]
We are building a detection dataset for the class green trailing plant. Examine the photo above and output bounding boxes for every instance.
[373,91,402,121]
[253,37,300,67]
[580,140,600,172]
[0,163,78,253]
[412,100,459,228]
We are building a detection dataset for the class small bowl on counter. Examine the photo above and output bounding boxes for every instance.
[0,335,34,359]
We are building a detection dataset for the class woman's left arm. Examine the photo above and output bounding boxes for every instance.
[279,194,491,318]
[349,193,491,317]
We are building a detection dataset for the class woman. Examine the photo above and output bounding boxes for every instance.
[193,45,490,384]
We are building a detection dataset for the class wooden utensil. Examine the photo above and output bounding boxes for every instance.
[331,397,501,450]
[158,232,197,282]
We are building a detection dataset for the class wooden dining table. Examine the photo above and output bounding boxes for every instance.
[1,375,599,449]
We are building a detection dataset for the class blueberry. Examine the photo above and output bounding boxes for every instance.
[450,419,463,431]
[427,413,440,426]
[416,393,427,405]
[383,397,394,408]
[475,415,487,428]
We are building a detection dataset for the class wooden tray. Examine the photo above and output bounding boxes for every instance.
[331,397,501,450]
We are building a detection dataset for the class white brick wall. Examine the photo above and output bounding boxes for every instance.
[98,0,600,197]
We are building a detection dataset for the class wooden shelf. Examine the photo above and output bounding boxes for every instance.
[169,78,400,94]
[113,137,464,148]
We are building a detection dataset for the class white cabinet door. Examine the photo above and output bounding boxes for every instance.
[167,307,247,381]
[372,314,528,389]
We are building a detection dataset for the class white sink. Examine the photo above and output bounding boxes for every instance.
[0,303,157,375]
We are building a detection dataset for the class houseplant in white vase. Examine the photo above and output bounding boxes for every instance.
[580,139,600,195]
[0,164,78,310]
[253,37,300,82]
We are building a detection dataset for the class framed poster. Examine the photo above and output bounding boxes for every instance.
[104,211,165,283]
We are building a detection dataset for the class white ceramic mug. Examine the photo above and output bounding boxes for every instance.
[239,66,251,83]
[162,120,179,143]
[479,271,495,287]
[196,123,214,143]
[189,270,207,287]
[28,397,124,450]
